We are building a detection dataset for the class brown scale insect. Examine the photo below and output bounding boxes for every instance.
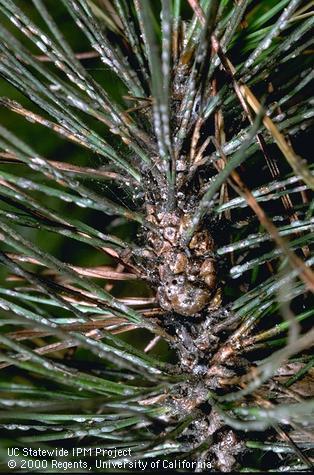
[147,207,221,317]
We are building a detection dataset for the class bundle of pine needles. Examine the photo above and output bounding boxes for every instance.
[0,0,313,472]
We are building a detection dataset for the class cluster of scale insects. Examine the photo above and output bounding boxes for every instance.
[131,196,246,470]
[133,188,248,470]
